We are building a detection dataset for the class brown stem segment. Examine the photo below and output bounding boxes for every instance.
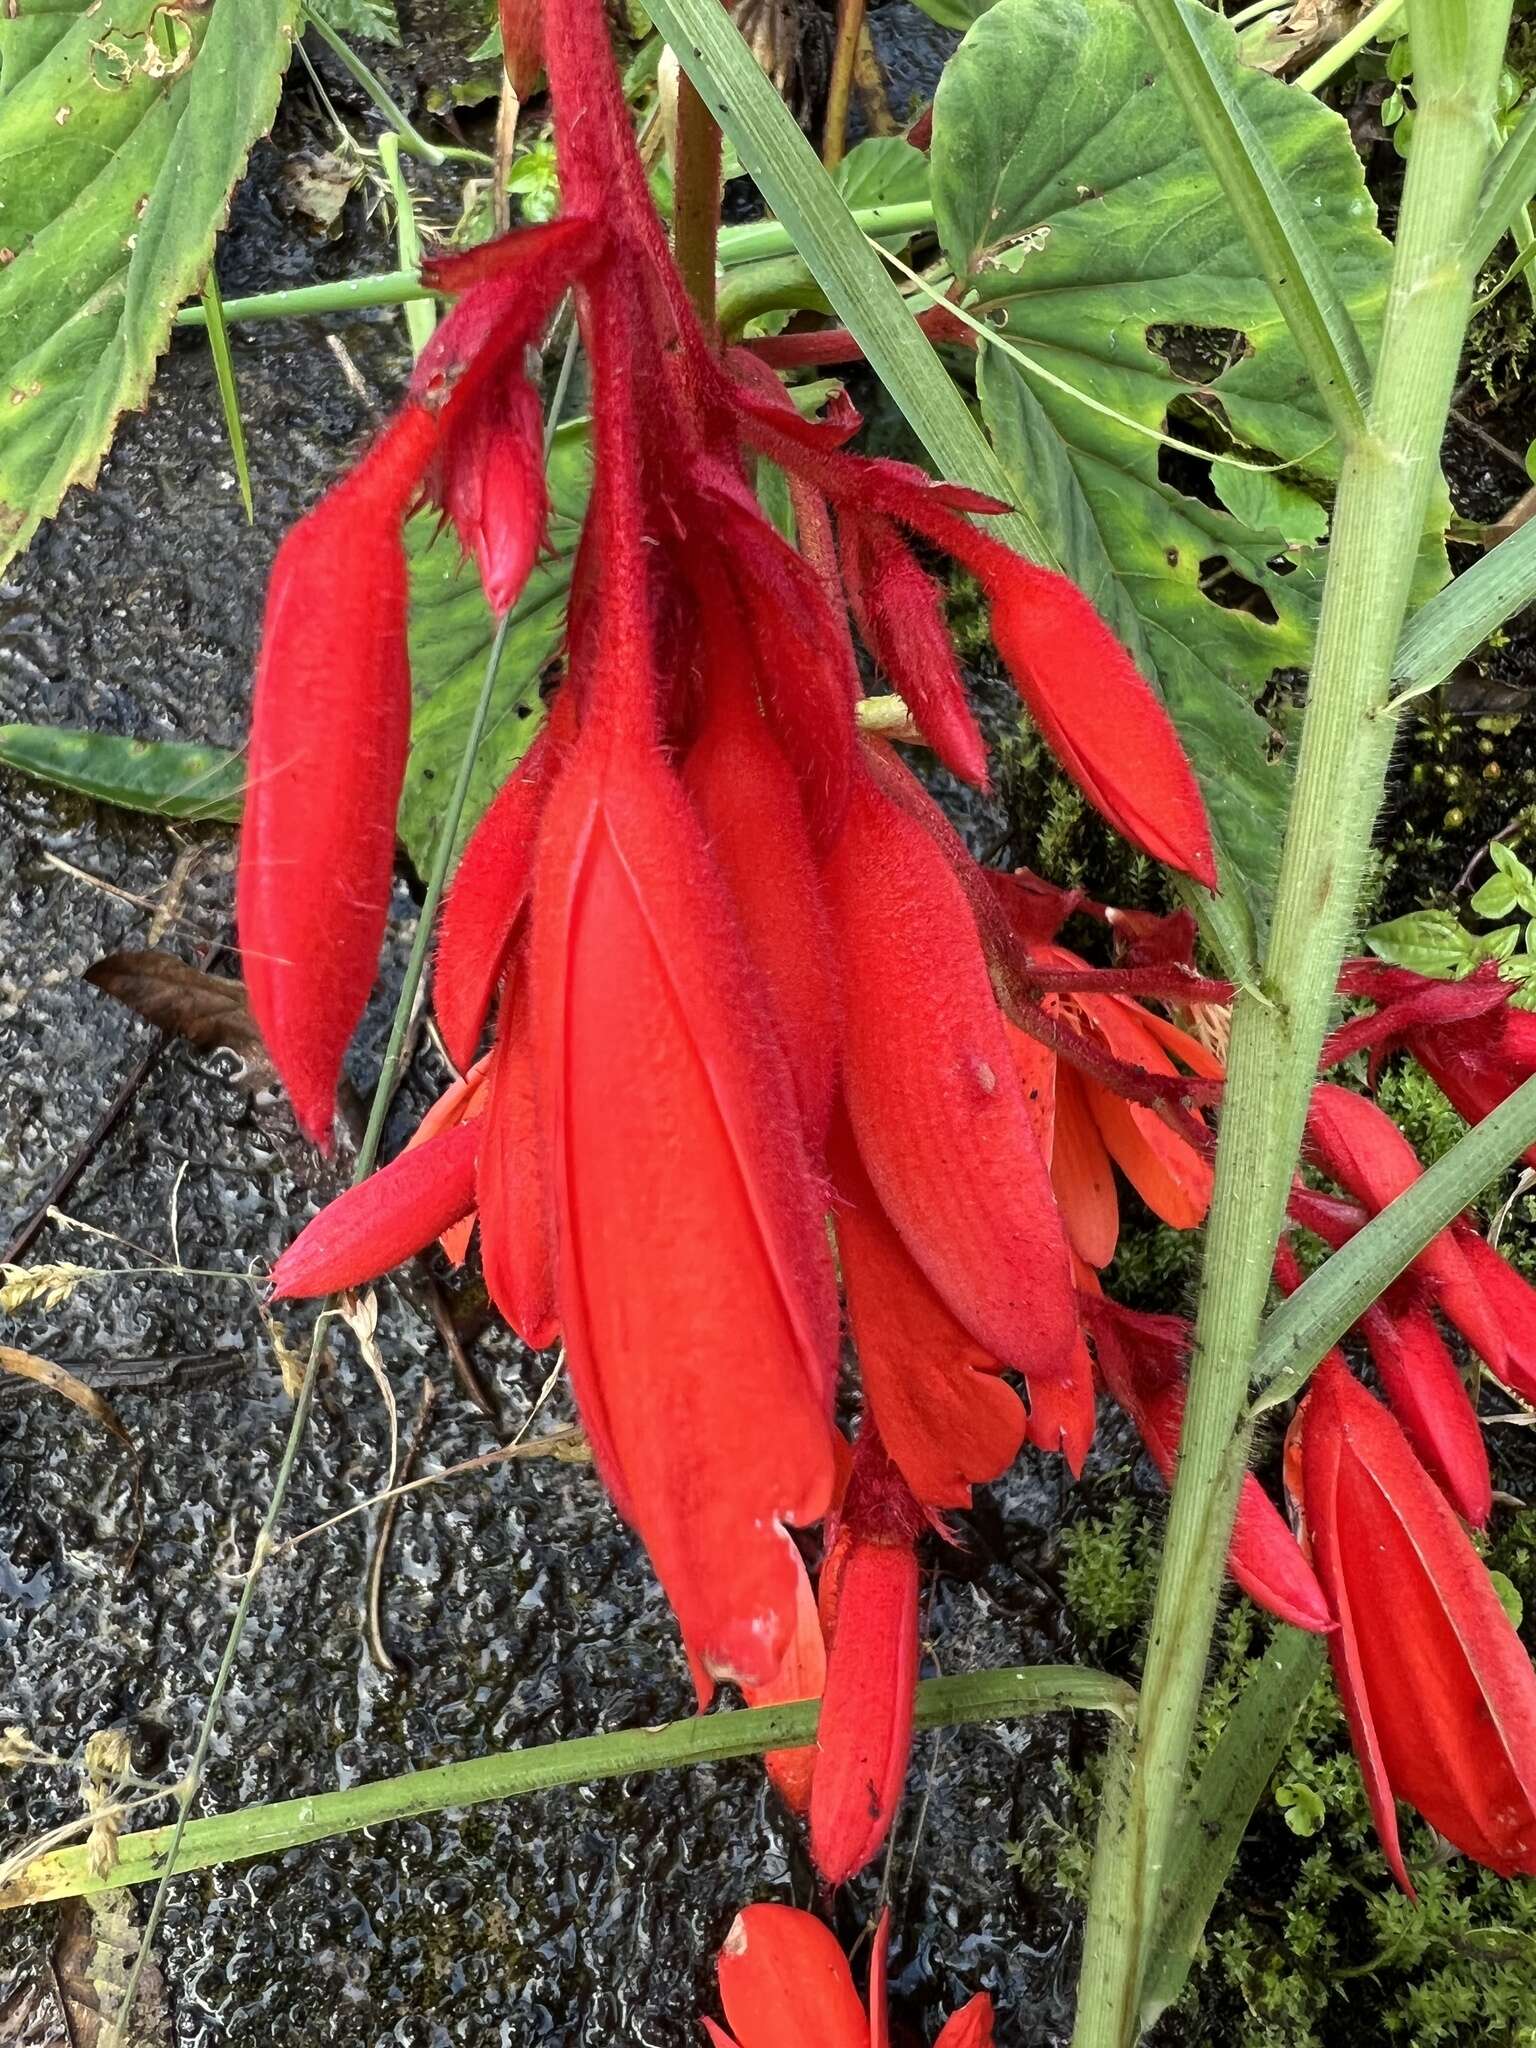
[822,0,867,170]
[673,69,723,334]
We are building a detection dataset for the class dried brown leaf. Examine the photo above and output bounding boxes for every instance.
[84,949,275,1085]
[0,1347,134,1453]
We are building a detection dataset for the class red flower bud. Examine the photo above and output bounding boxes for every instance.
[1299,1358,1536,1889]
[270,1121,479,1299]
[824,772,1075,1376]
[237,402,438,1146]
[810,1430,924,1887]
[530,730,839,1684]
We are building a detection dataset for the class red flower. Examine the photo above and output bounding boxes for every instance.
[809,1426,926,1887]
[237,403,439,1148]
[1082,1285,1330,1634]
[707,1903,994,2048]
[1296,1358,1536,1889]
[247,0,1221,1718]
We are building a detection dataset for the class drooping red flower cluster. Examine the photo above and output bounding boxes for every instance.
[238,0,1536,1908]
[243,0,1224,1886]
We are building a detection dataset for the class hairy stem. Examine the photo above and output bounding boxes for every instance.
[1072,7,1513,2043]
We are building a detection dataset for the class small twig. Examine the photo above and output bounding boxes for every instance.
[364,1377,439,1675]
[822,0,867,169]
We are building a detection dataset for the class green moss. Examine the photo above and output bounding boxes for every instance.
[1055,1499,1536,2046]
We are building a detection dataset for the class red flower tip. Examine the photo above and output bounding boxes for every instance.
[1306,1083,1507,1375]
[1300,1358,1536,1887]
[833,1116,1025,1510]
[1086,1295,1330,1633]
[981,559,1218,887]
[271,1121,479,1299]
[810,1432,923,1887]
[532,731,838,1685]
[434,712,565,1072]
[825,770,1076,1377]
[933,1996,997,2048]
[839,508,990,790]
[1361,1298,1491,1527]
[715,1906,871,2048]
[1447,1226,1536,1407]
[439,375,547,613]
[475,969,558,1352]
[737,1545,826,1816]
[237,401,439,1148]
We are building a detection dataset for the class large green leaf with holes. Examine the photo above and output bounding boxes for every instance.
[0,0,296,570]
[932,0,1445,921]
[398,419,590,877]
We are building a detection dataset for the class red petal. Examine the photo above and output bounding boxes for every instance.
[1303,1360,1536,1882]
[531,732,838,1685]
[833,1120,1025,1509]
[716,1906,871,2048]
[1447,1227,1536,1404]
[237,403,438,1146]
[740,1546,827,1815]
[839,508,989,790]
[1089,1301,1329,1632]
[476,972,558,1352]
[824,774,1075,1375]
[1306,1084,1506,1374]
[1024,1325,1098,1476]
[271,1122,479,1298]
[403,1055,492,1266]
[810,1534,920,1887]
[438,374,548,613]
[418,215,599,306]
[1050,1066,1120,1269]
[1361,1298,1491,1526]
[933,1996,997,2048]
[683,646,841,1145]
[971,557,1215,885]
[434,716,563,1071]
[1072,996,1212,1230]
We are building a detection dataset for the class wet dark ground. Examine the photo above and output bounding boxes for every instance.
[0,12,1116,2047]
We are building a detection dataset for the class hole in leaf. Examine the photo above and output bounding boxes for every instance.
[1197,555,1279,625]
[1145,323,1252,384]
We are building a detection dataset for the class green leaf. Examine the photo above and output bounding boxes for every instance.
[830,136,931,222]
[397,420,591,878]
[1140,1629,1327,2029]
[905,0,998,25]
[315,0,402,44]
[0,0,297,572]
[1472,922,1523,967]
[1489,836,1536,912]
[1471,872,1520,919]
[1491,1569,1524,1629]
[1274,1779,1326,1837]
[931,0,1436,922]
[1364,908,1478,978]
[0,725,244,820]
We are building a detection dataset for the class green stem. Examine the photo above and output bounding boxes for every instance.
[1294,0,1407,94]
[378,132,435,356]
[170,206,941,331]
[1469,94,1536,274]
[2,1667,1132,1910]
[199,270,254,522]
[1249,1069,1536,1415]
[1072,9,1512,2045]
[673,68,723,333]
[304,6,489,168]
